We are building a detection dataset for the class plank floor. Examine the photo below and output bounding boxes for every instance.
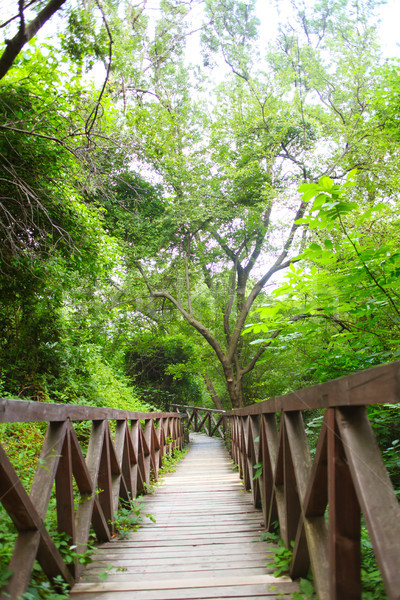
[70,433,299,600]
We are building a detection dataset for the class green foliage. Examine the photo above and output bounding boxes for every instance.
[20,576,70,600]
[361,526,387,599]
[101,172,167,261]
[295,578,316,599]
[247,172,400,392]
[269,538,295,577]
[367,404,400,491]
[125,333,203,409]
[158,446,189,475]
[252,461,263,480]
[111,499,155,540]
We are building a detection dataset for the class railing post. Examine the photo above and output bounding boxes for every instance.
[182,414,189,444]
[327,408,361,600]
[194,409,198,432]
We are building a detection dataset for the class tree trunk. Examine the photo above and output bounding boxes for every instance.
[203,375,224,410]
[223,364,242,409]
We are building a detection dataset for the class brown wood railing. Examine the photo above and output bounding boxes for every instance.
[225,361,400,600]
[170,404,226,438]
[0,399,183,600]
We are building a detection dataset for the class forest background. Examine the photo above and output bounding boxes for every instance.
[1,0,400,412]
[1,1,400,597]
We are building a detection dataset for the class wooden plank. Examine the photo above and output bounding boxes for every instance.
[73,574,294,591]
[71,433,299,599]
[55,428,76,575]
[86,567,275,582]
[97,424,114,535]
[0,441,75,597]
[70,585,298,600]
[87,557,271,570]
[171,405,225,415]
[283,412,311,580]
[298,416,329,599]
[94,544,272,557]
[282,415,301,547]
[101,536,266,548]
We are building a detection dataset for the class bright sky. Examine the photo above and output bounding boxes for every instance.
[377,0,400,56]
[0,0,399,69]
[254,0,400,57]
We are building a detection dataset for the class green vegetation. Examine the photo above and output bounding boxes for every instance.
[262,520,385,599]
[2,0,400,412]
[111,499,156,540]
[1,0,400,597]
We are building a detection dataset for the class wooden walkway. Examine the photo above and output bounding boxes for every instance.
[70,433,299,600]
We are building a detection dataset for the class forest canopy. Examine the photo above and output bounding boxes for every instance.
[1,0,400,412]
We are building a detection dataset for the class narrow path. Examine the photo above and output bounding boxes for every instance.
[70,433,299,600]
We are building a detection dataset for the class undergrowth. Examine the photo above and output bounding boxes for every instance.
[261,520,387,600]
[111,498,156,540]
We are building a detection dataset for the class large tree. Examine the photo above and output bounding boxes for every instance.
[110,0,390,408]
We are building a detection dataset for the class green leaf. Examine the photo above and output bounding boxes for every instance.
[299,578,315,597]
[318,175,334,191]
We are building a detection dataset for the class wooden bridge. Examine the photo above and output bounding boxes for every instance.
[1,360,400,600]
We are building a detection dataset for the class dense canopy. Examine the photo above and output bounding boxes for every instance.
[1,0,400,411]
[1,2,400,597]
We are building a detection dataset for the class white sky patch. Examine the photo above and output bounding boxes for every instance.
[254,0,400,59]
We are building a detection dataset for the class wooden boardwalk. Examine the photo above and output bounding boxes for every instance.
[70,433,299,600]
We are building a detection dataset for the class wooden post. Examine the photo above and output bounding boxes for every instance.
[327,408,361,600]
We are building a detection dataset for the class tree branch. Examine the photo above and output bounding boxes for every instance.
[226,198,307,362]
[223,261,237,346]
[0,0,67,80]
[136,262,226,364]
[85,0,113,137]
[243,206,272,277]
[203,375,224,410]
[185,236,192,315]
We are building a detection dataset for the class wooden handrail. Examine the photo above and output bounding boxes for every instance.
[0,399,184,600]
[170,404,226,438]
[224,361,400,600]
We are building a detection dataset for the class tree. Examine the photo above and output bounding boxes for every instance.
[249,173,400,383]
[110,0,390,408]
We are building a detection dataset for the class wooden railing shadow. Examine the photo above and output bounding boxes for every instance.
[0,400,183,600]
[223,361,400,600]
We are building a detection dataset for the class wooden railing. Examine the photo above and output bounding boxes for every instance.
[170,404,226,438]
[0,399,183,600]
[225,361,400,600]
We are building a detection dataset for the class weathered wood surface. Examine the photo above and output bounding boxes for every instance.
[70,434,299,600]
[0,397,178,423]
[0,407,183,600]
[229,406,400,600]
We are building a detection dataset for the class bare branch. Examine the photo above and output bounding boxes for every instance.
[85,0,113,137]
